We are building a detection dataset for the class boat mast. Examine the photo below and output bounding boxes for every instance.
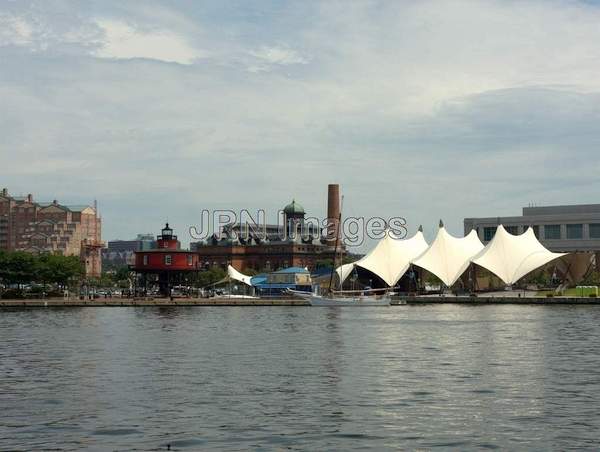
[338,195,344,292]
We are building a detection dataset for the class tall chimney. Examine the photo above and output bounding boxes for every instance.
[326,184,340,246]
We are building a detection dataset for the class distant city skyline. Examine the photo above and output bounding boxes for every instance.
[2,0,600,249]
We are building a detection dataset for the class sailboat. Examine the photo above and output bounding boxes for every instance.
[290,196,391,307]
[289,288,392,306]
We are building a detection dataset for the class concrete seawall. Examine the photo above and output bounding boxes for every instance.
[0,298,310,307]
[402,296,600,305]
[1,296,600,307]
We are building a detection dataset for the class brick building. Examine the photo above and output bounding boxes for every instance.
[192,240,338,272]
[0,188,103,277]
[191,184,344,272]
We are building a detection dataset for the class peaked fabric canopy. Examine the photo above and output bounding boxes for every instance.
[335,263,356,283]
[412,227,484,286]
[227,265,253,286]
[555,253,594,285]
[471,225,567,285]
[336,229,429,287]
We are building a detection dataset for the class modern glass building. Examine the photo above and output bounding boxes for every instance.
[464,204,600,253]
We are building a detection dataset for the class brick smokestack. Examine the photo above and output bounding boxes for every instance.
[327,184,340,246]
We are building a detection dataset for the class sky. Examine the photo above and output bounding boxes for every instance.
[1,0,600,250]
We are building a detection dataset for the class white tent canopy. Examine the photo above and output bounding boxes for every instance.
[227,265,253,286]
[335,263,356,283]
[336,229,429,287]
[472,225,567,285]
[412,225,484,287]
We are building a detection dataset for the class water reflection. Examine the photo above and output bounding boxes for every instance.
[1,305,600,450]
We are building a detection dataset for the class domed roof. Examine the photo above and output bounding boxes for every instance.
[283,199,305,215]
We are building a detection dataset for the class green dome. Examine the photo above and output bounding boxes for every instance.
[283,199,305,215]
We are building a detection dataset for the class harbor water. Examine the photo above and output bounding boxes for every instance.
[1,305,600,450]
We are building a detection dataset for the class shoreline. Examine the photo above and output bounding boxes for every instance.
[1,296,600,307]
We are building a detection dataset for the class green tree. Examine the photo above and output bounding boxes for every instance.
[0,251,83,293]
[342,255,359,265]
[196,267,227,287]
[115,265,132,282]
[425,272,442,286]
[37,253,83,286]
[0,250,7,284]
[581,271,600,286]
[86,272,114,288]
[315,258,333,269]
[110,265,133,289]
[528,269,550,287]
[2,252,36,286]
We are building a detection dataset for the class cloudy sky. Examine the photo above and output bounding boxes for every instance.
[1,0,600,248]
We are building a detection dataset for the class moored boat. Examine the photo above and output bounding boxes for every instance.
[288,191,392,307]
[309,293,391,306]
[286,287,391,306]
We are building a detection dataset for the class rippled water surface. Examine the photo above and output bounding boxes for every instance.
[1,305,600,450]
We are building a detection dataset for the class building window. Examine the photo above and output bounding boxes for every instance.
[143,255,148,266]
[544,225,561,240]
[590,224,600,239]
[165,254,172,265]
[531,225,540,238]
[187,254,193,266]
[483,227,496,242]
[566,224,583,239]
[505,225,519,235]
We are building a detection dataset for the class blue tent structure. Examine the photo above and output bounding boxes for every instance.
[252,267,312,296]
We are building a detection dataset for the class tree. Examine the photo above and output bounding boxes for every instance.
[0,250,7,284]
[525,268,551,287]
[114,265,131,282]
[2,252,36,286]
[0,252,83,287]
[342,255,359,265]
[424,271,442,286]
[581,271,600,286]
[36,253,83,286]
[315,258,333,269]
[243,268,259,276]
[196,267,227,287]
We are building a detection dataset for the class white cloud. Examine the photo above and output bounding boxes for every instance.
[247,45,307,72]
[0,13,33,46]
[94,19,201,65]
[301,0,600,115]
[2,0,600,244]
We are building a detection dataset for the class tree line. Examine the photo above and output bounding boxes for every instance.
[0,250,83,287]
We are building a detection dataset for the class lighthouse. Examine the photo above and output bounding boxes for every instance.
[132,223,199,297]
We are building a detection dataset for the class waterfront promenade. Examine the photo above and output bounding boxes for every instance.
[1,296,600,307]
